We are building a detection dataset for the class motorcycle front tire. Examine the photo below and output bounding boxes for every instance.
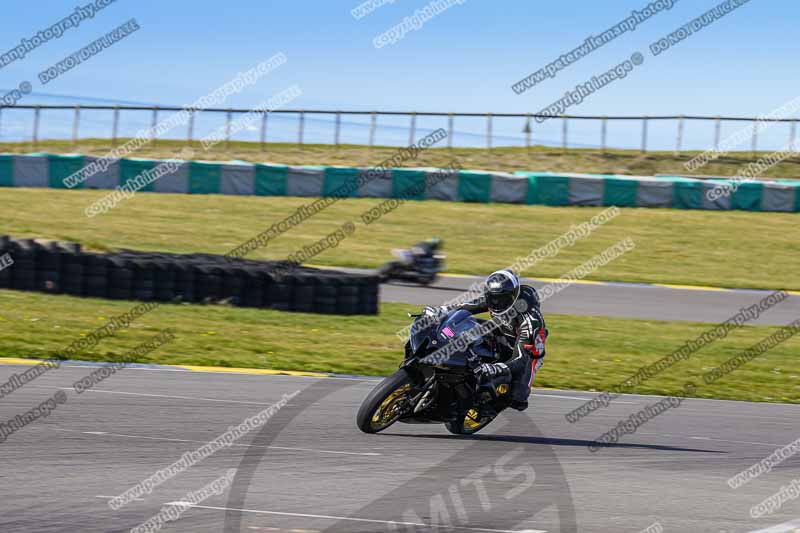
[356,368,415,434]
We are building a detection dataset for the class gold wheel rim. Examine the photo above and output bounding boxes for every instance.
[463,408,490,431]
[370,384,411,430]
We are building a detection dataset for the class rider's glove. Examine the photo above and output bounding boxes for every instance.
[475,362,511,380]
[422,305,447,317]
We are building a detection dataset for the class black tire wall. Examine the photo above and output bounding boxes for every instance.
[0,236,379,315]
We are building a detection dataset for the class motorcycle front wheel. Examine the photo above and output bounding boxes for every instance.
[356,369,415,433]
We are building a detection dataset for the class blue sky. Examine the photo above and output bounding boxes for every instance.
[0,0,797,149]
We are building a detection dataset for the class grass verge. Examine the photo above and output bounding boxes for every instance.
[0,188,798,290]
[1,290,798,404]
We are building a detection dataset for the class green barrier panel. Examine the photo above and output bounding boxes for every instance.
[322,167,359,198]
[525,174,540,204]
[47,154,85,189]
[254,164,288,196]
[603,177,638,207]
[120,159,157,192]
[731,181,764,211]
[0,155,13,187]
[538,175,570,206]
[189,161,221,194]
[457,171,492,203]
[671,179,703,209]
[391,169,427,200]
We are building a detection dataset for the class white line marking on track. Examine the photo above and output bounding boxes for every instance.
[96,494,143,502]
[48,427,381,456]
[636,431,787,448]
[39,386,284,406]
[165,503,546,533]
[747,518,800,532]
[538,393,637,404]
[668,409,799,423]
[687,436,786,447]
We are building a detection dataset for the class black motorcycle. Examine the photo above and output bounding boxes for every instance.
[356,309,511,435]
[377,250,445,286]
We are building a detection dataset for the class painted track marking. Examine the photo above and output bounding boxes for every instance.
[48,428,381,456]
[163,503,547,533]
[538,393,637,404]
[747,518,800,532]
[42,386,288,406]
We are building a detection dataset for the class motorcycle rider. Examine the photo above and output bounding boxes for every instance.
[426,269,546,411]
[394,237,443,267]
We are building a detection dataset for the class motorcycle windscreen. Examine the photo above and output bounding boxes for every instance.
[439,310,482,338]
[423,310,487,367]
[409,316,437,354]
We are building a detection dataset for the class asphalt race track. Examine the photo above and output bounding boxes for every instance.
[371,272,800,326]
[1,364,799,533]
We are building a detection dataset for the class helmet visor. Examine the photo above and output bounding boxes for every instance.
[487,291,516,314]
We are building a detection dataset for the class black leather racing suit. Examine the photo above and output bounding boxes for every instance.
[410,240,439,261]
[444,285,547,405]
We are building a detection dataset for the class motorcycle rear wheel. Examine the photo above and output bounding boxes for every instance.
[445,408,495,435]
[356,369,415,433]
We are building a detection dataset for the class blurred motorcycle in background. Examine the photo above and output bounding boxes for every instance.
[377,238,445,286]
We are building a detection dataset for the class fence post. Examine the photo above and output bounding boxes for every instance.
[601,116,608,154]
[112,106,119,147]
[188,109,195,145]
[71,105,80,148]
[714,116,721,152]
[32,106,40,150]
[486,113,492,150]
[751,120,758,159]
[791,120,798,153]
[675,115,684,156]
[298,110,305,147]
[225,108,233,150]
[447,113,453,150]
[525,114,532,153]
[562,116,568,152]
[369,111,376,148]
[641,116,648,154]
[151,106,159,146]
[260,111,268,152]
[333,111,342,148]
[408,112,417,146]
